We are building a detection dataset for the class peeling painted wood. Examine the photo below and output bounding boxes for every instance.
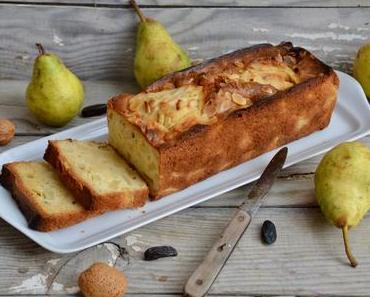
[0,295,292,297]
[0,136,38,151]
[0,5,369,80]
[1,208,370,295]
[0,80,136,107]
[0,2,370,297]
[0,80,134,135]
[2,239,123,295]
[0,0,368,7]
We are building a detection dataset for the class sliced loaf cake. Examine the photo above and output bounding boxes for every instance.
[44,140,148,211]
[0,161,96,231]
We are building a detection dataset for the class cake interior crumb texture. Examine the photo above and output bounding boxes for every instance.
[53,140,147,195]
[108,112,160,193]
[12,162,83,214]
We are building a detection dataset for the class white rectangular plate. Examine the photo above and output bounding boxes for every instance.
[1,71,369,253]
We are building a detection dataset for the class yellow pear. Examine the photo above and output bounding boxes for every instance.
[353,43,370,98]
[26,44,84,127]
[315,142,370,267]
[130,0,192,88]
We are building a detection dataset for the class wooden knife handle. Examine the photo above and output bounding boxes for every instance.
[183,209,251,297]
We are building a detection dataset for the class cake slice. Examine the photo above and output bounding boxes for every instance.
[0,161,96,231]
[44,140,148,211]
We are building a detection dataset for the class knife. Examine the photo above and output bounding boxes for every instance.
[183,147,288,297]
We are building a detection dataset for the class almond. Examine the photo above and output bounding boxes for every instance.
[228,74,240,81]
[224,91,233,101]
[157,113,165,125]
[144,101,151,113]
[0,119,15,146]
[176,100,182,110]
[231,93,247,106]
[261,85,275,94]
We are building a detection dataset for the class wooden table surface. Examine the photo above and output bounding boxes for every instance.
[0,1,370,296]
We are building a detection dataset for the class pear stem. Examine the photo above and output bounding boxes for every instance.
[36,43,46,56]
[130,0,146,23]
[342,226,358,268]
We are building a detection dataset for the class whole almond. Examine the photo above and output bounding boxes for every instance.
[144,101,151,113]
[231,93,247,106]
[0,119,15,146]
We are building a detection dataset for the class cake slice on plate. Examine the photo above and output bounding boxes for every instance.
[0,161,96,231]
[44,140,148,211]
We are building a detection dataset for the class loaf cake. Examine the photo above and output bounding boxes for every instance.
[44,140,148,211]
[0,161,95,231]
[108,42,339,199]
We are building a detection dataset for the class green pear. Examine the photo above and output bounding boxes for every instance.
[353,43,370,98]
[130,0,192,88]
[315,142,370,267]
[26,44,84,127]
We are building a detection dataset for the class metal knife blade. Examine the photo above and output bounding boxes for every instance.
[183,147,288,297]
[241,146,288,217]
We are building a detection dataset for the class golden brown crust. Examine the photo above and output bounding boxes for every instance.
[146,42,324,92]
[108,42,339,199]
[0,162,95,232]
[109,42,333,148]
[154,71,338,199]
[44,140,148,211]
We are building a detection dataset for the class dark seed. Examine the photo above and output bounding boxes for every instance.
[81,104,107,117]
[261,220,277,245]
[144,246,178,261]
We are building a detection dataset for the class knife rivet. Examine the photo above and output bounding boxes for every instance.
[196,279,203,285]
[238,215,245,222]
[217,243,226,252]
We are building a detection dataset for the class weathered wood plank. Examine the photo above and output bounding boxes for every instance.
[0,136,38,151]
[0,294,306,297]
[0,80,135,135]
[0,0,368,7]
[1,80,370,143]
[1,208,370,296]
[123,208,370,296]
[0,295,283,297]
[0,293,293,297]
[0,80,136,107]
[0,5,368,80]
[0,4,368,297]
[5,291,265,296]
